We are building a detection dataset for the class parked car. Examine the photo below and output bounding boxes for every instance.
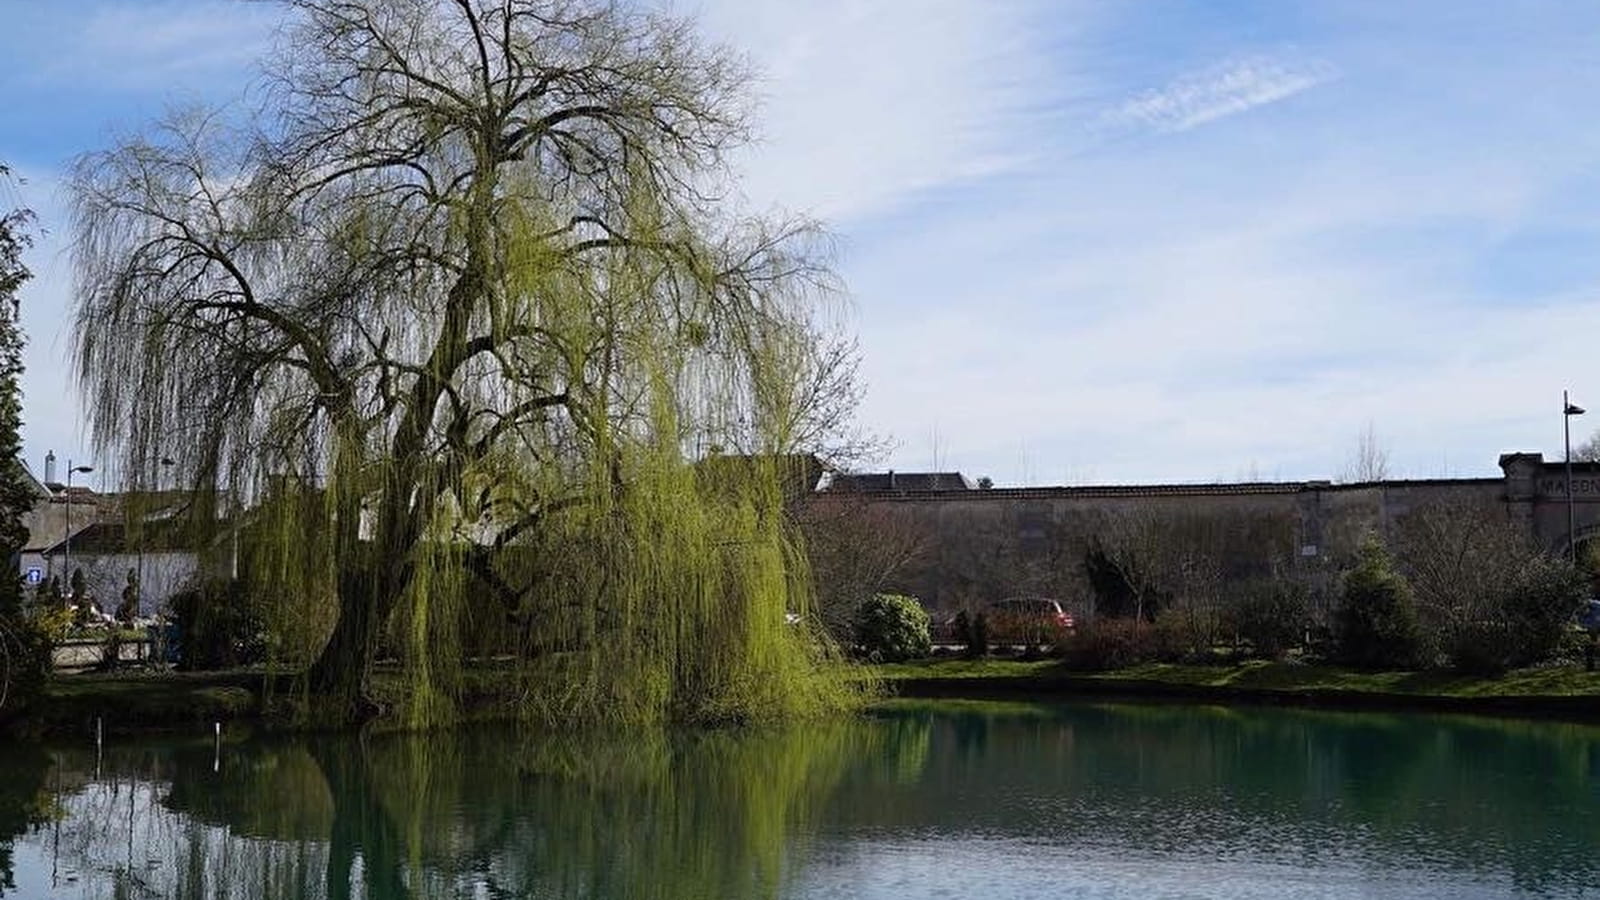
[985,597,1073,646]
[928,612,962,645]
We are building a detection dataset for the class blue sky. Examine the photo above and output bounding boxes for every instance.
[5,0,1600,487]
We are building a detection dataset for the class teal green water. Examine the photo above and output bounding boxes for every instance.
[2,701,1598,898]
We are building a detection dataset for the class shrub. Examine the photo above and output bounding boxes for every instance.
[0,591,68,716]
[0,614,50,715]
[1057,617,1164,670]
[168,578,267,671]
[1152,605,1222,663]
[1552,625,1594,667]
[953,609,989,659]
[1397,499,1587,673]
[1229,579,1309,659]
[1439,555,1587,674]
[851,594,931,663]
[1333,540,1423,669]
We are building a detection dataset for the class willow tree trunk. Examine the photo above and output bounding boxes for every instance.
[306,460,432,720]
[307,568,393,720]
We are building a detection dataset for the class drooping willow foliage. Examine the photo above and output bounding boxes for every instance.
[69,0,867,725]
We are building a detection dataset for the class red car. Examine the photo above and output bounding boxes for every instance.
[985,597,1074,646]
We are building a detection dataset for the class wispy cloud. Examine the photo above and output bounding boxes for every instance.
[1102,52,1339,135]
[11,0,1600,489]
[694,0,1077,223]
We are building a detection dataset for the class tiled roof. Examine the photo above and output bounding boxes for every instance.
[825,472,974,492]
[39,520,201,556]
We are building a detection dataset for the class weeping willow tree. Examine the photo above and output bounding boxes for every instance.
[69,0,867,725]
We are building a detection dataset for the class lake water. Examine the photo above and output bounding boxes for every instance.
[2,700,1598,898]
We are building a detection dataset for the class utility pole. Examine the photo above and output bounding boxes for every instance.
[1565,391,1585,560]
[63,462,94,595]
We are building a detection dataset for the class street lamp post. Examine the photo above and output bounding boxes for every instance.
[1565,391,1586,560]
[63,462,94,600]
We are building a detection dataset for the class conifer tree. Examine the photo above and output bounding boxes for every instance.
[0,164,39,710]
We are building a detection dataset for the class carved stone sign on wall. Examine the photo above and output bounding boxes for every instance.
[1536,476,1600,500]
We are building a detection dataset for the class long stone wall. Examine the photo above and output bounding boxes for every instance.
[806,453,1597,616]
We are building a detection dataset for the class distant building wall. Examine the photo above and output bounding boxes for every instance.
[22,492,120,562]
[37,550,200,617]
[806,454,1589,616]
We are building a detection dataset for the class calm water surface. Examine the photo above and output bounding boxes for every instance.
[2,700,1597,898]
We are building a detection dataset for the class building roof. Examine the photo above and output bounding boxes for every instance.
[39,520,202,556]
[18,461,50,498]
[824,471,975,492]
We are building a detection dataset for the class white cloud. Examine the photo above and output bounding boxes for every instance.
[1101,52,1339,135]
[13,0,1600,494]
[846,131,1600,485]
[690,0,1077,222]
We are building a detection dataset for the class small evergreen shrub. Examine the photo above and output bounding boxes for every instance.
[168,579,267,671]
[851,594,931,662]
[1333,540,1423,669]
[953,609,989,659]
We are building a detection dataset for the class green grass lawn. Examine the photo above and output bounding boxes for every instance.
[874,656,1600,699]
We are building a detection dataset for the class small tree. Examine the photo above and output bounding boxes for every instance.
[1440,555,1587,674]
[799,500,928,643]
[1340,422,1392,483]
[1333,539,1423,669]
[1398,499,1587,672]
[1082,511,1167,622]
[1229,578,1309,659]
[1575,431,1600,463]
[851,594,931,662]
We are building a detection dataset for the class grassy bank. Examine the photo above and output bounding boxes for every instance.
[12,657,1600,740]
[5,670,264,739]
[876,657,1600,718]
[2,665,519,739]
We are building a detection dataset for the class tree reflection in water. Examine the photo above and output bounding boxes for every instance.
[5,703,1600,899]
[9,720,886,899]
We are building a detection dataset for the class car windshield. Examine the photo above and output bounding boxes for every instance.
[992,599,1058,614]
